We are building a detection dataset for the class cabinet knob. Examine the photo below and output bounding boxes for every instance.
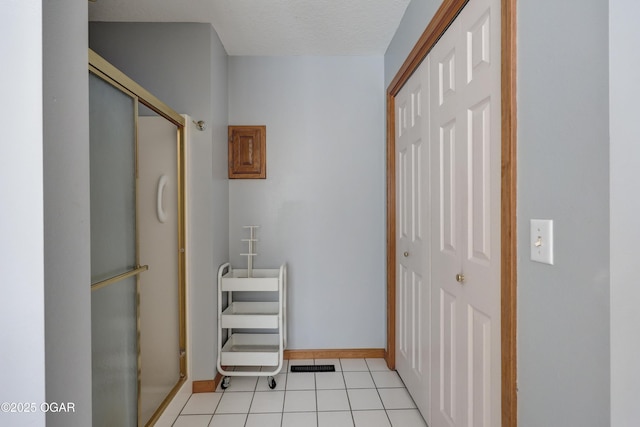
[456,273,465,283]
[403,251,409,258]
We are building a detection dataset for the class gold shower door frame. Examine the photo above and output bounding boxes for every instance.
[89,48,187,427]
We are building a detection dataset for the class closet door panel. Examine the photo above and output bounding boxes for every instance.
[439,288,457,425]
[439,119,459,255]
[460,0,502,423]
[430,16,467,427]
[395,61,431,421]
[467,98,492,265]
[468,305,492,427]
[465,10,492,84]
[432,1,500,424]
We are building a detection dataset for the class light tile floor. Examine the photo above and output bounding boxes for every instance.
[171,359,427,427]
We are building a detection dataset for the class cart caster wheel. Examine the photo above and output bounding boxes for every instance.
[267,376,277,389]
[221,376,230,390]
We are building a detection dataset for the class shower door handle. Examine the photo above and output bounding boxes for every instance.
[157,175,168,223]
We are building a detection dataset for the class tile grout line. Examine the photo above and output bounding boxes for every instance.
[313,359,319,427]
[370,362,395,427]
[282,362,288,427]
[339,359,357,427]
[242,377,258,427]
[374,384,394,427]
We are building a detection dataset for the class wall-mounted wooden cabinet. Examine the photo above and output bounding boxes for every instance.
[228,125,266,179]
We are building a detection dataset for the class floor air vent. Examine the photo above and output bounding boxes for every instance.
[290,364,335,373]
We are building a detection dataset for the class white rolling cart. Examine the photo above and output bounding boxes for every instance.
[216,226,287,390]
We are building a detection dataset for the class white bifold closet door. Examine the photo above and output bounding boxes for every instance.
[430,0,501,425]
[395,58,431,421]
[396,0,501,425]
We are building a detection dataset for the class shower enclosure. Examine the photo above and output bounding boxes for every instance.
[88,50,187,426]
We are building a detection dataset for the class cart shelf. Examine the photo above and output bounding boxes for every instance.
[221,302,279,329]
[221,268,280,291]
[220,333,281,366]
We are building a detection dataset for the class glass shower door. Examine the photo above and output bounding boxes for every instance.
[89,72,139,427]
[89,49,187,426]
[137,114,181,425]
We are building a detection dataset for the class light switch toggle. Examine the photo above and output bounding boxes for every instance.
[534,236,542,248]
[530,219,554,265]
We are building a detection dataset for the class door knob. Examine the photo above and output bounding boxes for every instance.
[456,273,465,283]
[403,251,409,257]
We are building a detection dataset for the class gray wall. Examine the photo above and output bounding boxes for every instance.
[0,1,47,426]
[517,1,609,425]
[43,2,93,426]
[228,56,386,349]
[610,1,640,425]
[90,23,230,381]
[384,0,443,88]
[2,2,93,426]
[386,0,611,425]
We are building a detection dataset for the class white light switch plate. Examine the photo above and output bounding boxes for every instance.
[530,219,554,265]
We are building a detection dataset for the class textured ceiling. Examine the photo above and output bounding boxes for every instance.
[88,0,411,56]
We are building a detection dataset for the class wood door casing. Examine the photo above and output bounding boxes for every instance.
[385,0,517,426]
